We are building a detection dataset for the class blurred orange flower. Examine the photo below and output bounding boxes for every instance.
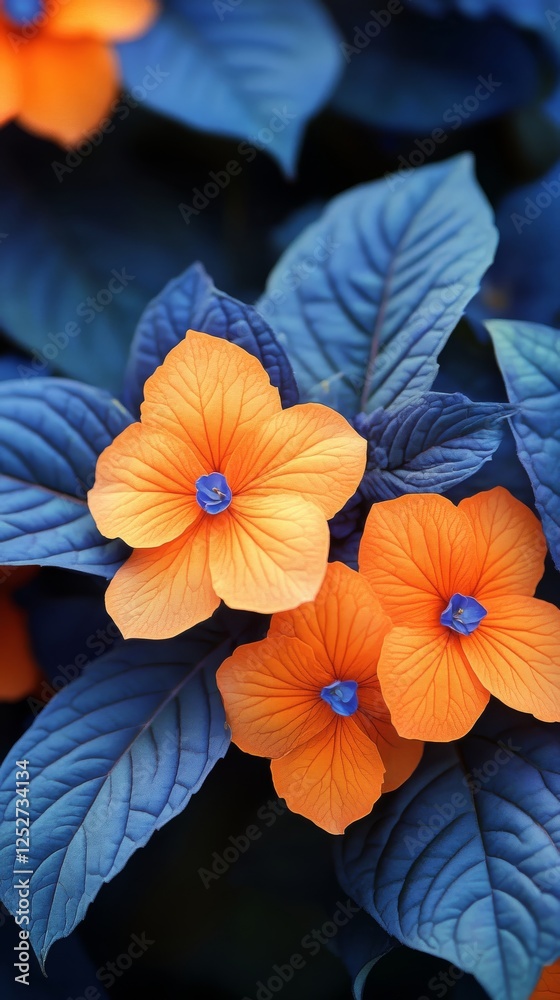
[359,487,560,742]
[0,566,41,701]
[0,0,158,144]
[88,331,366,640]
[217,561,423,834]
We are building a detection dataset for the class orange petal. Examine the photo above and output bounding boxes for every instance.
[216,635,333,758]
[531,958,560,999]
[459,487,547,600]
[45,0,158,41]
[355,692,424,793]
[269,560,391,675]
[88,422,204,548]
[268,562,423,791]
[142,331,282,470]
[209,494,330,613]
[225,404,366,519]
[463,596,560,723]
[18,36,118,145]
[359,494,477,627]
[0,591,41,702]
[270,717,385,835]
[377,626,490,741]
[0,23,22,125]
[104,516,220,639]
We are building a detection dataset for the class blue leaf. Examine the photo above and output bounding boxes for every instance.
[332,3,551,134]
[333,908,397,1000]
[258,154,497,418]
[0,379,132,577]
[470,159,560,334]
[411,0,556,34]
[355,392,510,501]
[122,262,298,417]
[0,615,260,967]
[118,0,342,176]
[0,127,229,394]
[0,354,37,382]
[336,702,560,1000]
[473,170,560,333]
[487,319,560,570]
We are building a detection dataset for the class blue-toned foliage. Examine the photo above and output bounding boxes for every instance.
[333,2,551,134]
[0,380,132,577]
[487,319,560,570]
[412,0,556,33]
[470,159,560,332]
[118,0,342,176]
[336,703,560,1000]
[333,909,396,1000]
[355,392,510,501]
[0,354,35,382]
[258,155,497,418]
[122,263,298,417]
[0,129,227,395]
[0,614,261,967]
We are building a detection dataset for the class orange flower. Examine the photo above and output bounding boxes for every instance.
[88,331,366,640]
[359,488,560,742]
[0,566,41,701]
[0,0,158,145]
[216,561,423,835]
[532,959,560,999]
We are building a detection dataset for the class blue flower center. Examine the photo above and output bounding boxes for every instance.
[320,680,359,717]
[440,593,487,635]
[195,472,232,514]
[4,0,43,25]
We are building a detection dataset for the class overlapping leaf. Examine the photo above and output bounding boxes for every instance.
[118,0,342,175]
[258,155,497,418]
[122,262,298,417]
[0,615,262,967]
[470,159,560,333]
[356,392,510,501]
[332,1,550,134]
[487,319,560,569]
[0,380,132,577]
[336,703,560,1000]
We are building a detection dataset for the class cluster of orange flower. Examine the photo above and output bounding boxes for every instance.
[88,331,560,837]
